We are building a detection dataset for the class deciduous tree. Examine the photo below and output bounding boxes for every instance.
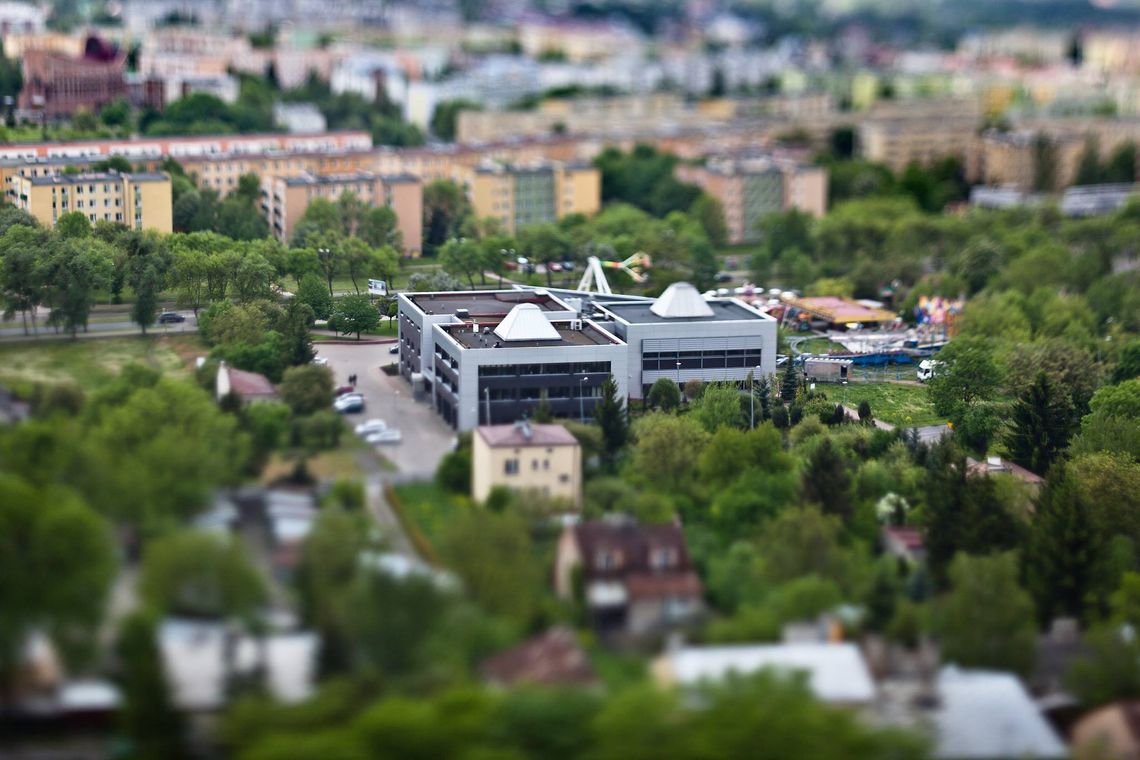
[331,294,379,339]
[0,475,115,693]
[140,530,267,622]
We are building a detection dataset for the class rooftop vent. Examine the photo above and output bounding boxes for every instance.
[650,282,715,319]
[494,303,561,342]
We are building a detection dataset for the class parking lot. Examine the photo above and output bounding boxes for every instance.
[313,342,454,479]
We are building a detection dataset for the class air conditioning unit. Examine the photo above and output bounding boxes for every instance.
[570,319,583,330]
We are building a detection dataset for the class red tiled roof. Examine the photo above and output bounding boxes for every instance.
[476,422,579,448]
[624,571,703,600]
[573,520,693,582]
[228,367,276,398]
[479,627,597,687]
[882,526,924,552]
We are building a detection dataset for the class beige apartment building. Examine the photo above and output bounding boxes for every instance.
[859,117,982,177]
[471,422,581,506]
[676,156,827,244]
[181,148,378,196]
[10,171,172,232]
[466,161,600,234]
[455,94,736,143]
[261,171,423,255]
[856,99,985,176]
[979,130,1084,191]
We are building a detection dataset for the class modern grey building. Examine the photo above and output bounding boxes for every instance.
[594,282,778,399]
[397,289,627,431]
[396,282,778,431]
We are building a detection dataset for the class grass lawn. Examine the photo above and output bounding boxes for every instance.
[833,382,945,428]
[0,334,205,391]
[391,481,471,551]
[260,447,367,485]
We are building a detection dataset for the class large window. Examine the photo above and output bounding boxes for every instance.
[643,348,762,371]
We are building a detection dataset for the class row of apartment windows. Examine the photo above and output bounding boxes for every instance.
[643,348,763,371]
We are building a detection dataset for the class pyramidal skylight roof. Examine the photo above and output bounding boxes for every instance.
[650,282,715,319]
[494,303,562,342]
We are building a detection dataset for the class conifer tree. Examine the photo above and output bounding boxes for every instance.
[780,363,800,402]
[1023,463,1098,623]
[594,375,629,472]
[1004,371,1073,475]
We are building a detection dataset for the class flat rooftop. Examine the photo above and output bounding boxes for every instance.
[408,291,567,318]
[26,171,167,185]
[440,322,617,349]
[600,299,767,324]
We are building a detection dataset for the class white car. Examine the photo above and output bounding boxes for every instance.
[365,428,402,444]
[312,356,329,366]
[333,394,365,413]
[354,419,387,436]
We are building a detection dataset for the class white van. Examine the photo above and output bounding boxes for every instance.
[916,359,941,383]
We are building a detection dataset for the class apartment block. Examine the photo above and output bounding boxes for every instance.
[0,131,372,162]
[467,161,600,234]
[455,93,734,143]
[10,171,172,232]
[675,156,827,244]
[859,117,981,177]
[979,130,1084,192]
[260,172,423,255]
[857,100,984,176]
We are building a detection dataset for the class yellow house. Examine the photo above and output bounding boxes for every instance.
[472,422,581,507]
[11,171,172,233]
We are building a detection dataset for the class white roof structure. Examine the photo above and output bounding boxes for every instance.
[932,667,1067,759]
[159,619,317,711]
[657,642,876,705]
[494,303,562,342]
[650,282,715,319]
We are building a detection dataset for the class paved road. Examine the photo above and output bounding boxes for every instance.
[0,311,198,339]
[314,341,455,558]
[315,342,454,479]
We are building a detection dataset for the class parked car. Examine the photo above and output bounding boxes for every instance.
[312,356,329,366]
[388,345,399,354]
[775,354,789,367]
[354,419,387,436]
[561,260,576,271]
[916,359,942,383]
[365,428,402,444]
[715,272,733,283]
[158,312,186,324]
[334,394,365,413]
[334,385,356,398]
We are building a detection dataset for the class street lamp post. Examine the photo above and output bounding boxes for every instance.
[675,361,681,387]
[749,370,755,430]
[579,376,587,422]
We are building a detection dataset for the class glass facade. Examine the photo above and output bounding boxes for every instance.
[643,348,763,371]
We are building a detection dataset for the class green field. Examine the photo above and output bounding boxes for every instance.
[391,481,471,551]
[828,382,945,428]
[0,335,203,391]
